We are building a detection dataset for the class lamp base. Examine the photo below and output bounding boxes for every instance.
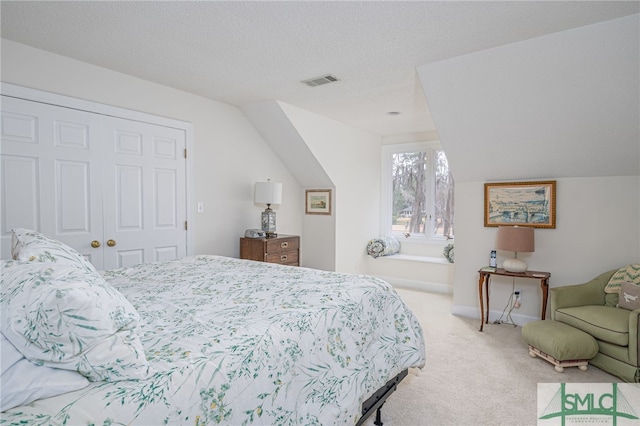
[503,257,528,273]
[261,207,277,237]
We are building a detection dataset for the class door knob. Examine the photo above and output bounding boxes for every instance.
[91,240,101,248]
[106,239,117,247]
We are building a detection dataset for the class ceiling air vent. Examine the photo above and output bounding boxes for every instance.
[302,74,340,87]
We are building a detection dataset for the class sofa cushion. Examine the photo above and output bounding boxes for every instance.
[555,305,630,347]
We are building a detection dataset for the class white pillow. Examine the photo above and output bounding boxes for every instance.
[1,260,152,382]
[11,228,98,274]
[1,333,90,411]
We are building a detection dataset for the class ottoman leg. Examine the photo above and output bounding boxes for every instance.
[528,345,590,373]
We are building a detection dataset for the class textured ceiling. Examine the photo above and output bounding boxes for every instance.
[2,1,639,137]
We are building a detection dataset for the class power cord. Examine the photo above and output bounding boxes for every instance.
[493,279,517,326]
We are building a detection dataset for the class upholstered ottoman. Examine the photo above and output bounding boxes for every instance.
[522,320,598,372]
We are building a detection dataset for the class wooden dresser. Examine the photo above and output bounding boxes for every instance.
[240,235,299,266]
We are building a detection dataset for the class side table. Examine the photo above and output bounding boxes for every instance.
[478,268,550,332]
[239,234,300,266]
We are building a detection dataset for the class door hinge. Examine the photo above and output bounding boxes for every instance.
[184,148,187,159]
[185,221,188,231]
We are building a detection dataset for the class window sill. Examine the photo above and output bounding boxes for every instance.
[374,254,452,265]
[391,236,452,247]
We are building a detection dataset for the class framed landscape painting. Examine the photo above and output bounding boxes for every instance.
[305,189,332,215]
[484,181,556,228]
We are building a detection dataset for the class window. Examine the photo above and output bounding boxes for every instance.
[381,142,454,240]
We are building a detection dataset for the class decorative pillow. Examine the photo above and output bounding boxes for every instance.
[11,228,98,274]
[617,282,640,311]
[366,235,400,258]
[1,260,152,382]
[443,243,454,263]
[1,332,90,411]
[604,263,640,293]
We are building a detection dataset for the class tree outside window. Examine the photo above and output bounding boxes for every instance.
[385,143,454,240]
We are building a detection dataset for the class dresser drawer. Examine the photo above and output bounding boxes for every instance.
[265,236,299,254]
[265,250,299,265]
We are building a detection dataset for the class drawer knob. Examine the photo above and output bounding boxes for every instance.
[91,240,101,248]
[280,255,288,261]
[280,242,289,248]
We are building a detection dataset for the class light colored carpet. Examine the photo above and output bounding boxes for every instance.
[364,288,620,426]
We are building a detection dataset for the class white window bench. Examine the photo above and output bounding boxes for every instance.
[364,253,453,294]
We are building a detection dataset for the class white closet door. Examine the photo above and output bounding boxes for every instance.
[101,116,187,269]
[1,97,104,266]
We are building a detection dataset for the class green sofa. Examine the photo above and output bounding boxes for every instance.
[550,269,640,383]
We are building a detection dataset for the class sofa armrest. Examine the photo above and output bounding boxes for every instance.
[549,269,617,320]
[630,308,640,367]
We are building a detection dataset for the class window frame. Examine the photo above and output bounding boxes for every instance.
[381,141,450,243]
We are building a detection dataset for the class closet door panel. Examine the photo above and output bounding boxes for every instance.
[115,165,144,229]
[56,160,91,232]
[1,97,104,266]
[1,156,40,256]
[102,116,187,269]
[154,168,178,228]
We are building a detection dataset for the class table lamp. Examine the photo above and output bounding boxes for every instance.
[254,179,282,238]
[496,225,534,273]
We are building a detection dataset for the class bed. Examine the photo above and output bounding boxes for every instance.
[1,229,425,425]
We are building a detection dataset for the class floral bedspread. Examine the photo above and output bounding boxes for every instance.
[1,255,425,425]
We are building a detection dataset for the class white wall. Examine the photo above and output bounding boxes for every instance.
[418,16,640,324]
[1,39,303,257]
[453,177,639,322]
[279,103,381,274]
[241,100,336,271]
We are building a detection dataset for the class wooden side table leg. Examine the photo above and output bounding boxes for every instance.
[540,279,549,320]
[485,276,490,325]
[478,274,485,331]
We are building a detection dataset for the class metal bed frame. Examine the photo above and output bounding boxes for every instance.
[356,369,408,426]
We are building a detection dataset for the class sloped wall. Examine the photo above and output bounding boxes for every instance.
[281,103,381,274]
[244,101,381,274]
[242,101,336,271]
[419,15,640,323]
[419,15,639,183]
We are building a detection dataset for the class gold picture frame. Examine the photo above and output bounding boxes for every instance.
[484,180,556,228]
[305,189,332,215]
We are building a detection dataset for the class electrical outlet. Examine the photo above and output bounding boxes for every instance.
[514,290,522,309]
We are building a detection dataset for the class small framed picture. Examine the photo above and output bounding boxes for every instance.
[305,189,332,215]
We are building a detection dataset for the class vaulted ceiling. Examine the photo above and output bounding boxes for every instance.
[2,1,638,137]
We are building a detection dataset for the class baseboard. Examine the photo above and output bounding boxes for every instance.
[374,275,452,294]
[451,303,539,326]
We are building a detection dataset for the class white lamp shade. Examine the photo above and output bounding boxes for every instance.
[254,181,282,205]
